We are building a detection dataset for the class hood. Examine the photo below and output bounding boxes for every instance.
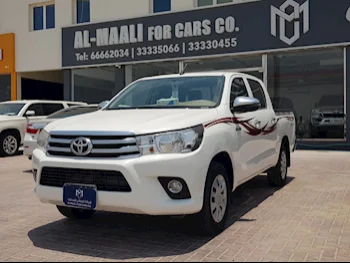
[45,109,219,135]
[0,115,23,122]
[314,106,344,113]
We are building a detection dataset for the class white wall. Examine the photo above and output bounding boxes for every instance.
[0,0,73,72]
[0,0,260,73]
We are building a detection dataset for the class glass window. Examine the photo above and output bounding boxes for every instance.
[153,0,171,12]
[47,106,98,119]
[131,62,179,82]
[33,6,44,31]
[32,3,55,31]
[77,0,90,24]
[0,75,11,102]
[217,0,232,4]
[230,78,249,106]
[106,76,225,110]
[198,0,213,6]
[267,48,344,140]
[185,55,262,74]
[198,0,232,6]
[26,104,44,116]
[73,67,118,104]
[46,4,55,29]
[0,103,25,116]
[42,103,64,115]
[248,79,267,109]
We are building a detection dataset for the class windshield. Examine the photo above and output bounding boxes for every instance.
[106,76,225,110]
[47,106,98,119]
[0,103,26,116]
[318,95,344,107]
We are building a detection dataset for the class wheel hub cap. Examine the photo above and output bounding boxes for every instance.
[3,135,17,155]
[280,151,287,180]
[210,174,228,223]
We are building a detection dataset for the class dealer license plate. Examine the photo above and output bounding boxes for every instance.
[63,184,97,210]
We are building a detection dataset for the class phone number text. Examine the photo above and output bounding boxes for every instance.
[74,38,239,62]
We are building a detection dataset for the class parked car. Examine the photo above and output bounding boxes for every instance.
[24,104,98,160]
[32,72,296,236]
[0,100,86,157]
[310,95,345,138]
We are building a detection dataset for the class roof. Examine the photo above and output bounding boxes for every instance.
[0,100,86,104]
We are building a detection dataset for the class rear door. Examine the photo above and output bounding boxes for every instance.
[245,76,277,170]
[42,103,65,116]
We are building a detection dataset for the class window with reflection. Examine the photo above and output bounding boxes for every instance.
[267,48,345,140]
[131,62,179,81]
[73,67,118,104]
[185,55,262,73]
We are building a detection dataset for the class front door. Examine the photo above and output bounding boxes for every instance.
[229,76,262,183]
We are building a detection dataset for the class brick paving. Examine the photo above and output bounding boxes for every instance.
[1,151,350,262]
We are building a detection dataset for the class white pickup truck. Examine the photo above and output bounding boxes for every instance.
[32,72,296,236]
[0,100,85,157]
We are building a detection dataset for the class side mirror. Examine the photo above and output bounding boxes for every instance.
[25,110,36,117]
[232,97,261,113]
[98,100,109,110]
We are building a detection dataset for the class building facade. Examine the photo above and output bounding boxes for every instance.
[0,0,350,150]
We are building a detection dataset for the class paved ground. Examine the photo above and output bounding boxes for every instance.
[1,151,350,262]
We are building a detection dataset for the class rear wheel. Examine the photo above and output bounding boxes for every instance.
[268,145,288,187]
[0,132,20,157]
[189,161,230,236]
[57,206,96,220]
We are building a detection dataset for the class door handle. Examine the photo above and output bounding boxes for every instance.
[255,120,261,129]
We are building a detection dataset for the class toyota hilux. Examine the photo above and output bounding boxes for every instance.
[32,72,296,236]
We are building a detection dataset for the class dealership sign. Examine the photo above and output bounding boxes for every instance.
[62,0,350,67]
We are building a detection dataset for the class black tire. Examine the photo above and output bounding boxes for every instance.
[189,161,230,237]
[268,144,288,187]
[0,131,20,157]
[57,206,96,220]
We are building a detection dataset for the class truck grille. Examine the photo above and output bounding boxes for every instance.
[40,167,132,192]
[47,132,140,158]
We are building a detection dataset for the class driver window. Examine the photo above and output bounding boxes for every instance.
[230,78,249,106]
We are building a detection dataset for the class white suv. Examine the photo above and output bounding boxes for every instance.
[0,100,86,157]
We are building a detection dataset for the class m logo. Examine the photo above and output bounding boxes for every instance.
[76,189,84,200]
[271,0,310,45]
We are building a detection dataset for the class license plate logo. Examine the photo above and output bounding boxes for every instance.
[63,184,97,210]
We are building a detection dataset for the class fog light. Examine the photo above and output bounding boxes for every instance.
[158,177,191,200]
[168,180,183,194]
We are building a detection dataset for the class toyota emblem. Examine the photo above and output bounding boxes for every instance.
[70,137,93,156]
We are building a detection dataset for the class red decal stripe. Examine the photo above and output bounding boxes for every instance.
[205,116,292,136]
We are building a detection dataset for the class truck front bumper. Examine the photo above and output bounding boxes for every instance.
[33,148,209,216]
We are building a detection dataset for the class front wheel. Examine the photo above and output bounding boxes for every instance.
[57,206,96,220]
[190,162,230,236]
[0,132,20,157]
[268,145,288,187]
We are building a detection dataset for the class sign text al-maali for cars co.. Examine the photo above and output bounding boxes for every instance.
[62,0,350,67]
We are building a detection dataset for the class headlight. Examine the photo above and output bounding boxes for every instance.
[136,125,204,155]
[37,129,49,152]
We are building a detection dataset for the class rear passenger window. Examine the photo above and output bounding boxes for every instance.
[26,104,44,116]
[42,103,64,115]
[248,79,267,109]
[230,77,249,106]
